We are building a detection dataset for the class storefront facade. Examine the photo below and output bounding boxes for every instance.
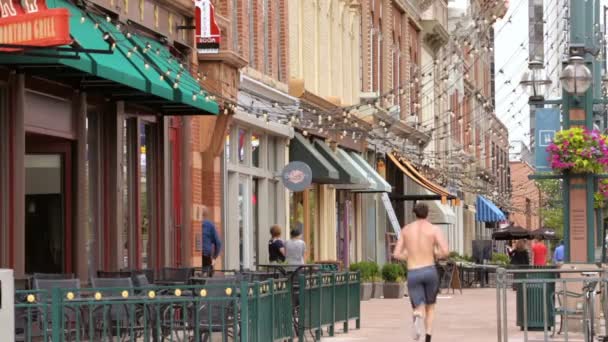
[222,73,294,270]
[0,0,219,279]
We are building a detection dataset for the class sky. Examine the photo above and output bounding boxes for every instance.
[494,0,608,149]
[494,0,538,148]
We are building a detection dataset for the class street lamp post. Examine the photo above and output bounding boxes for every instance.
[524,0,605,263]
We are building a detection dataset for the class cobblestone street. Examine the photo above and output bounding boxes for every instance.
[322,288,588,342]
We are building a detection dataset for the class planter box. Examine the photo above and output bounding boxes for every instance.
[373,282,384,298]
[360,282,373,301]
[383,282,405,299]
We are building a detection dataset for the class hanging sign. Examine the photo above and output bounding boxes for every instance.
[281,161,312,192]
[0,0,71,51]
[534,108,560,172]
[194,0,220,54]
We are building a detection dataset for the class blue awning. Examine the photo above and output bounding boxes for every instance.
[475,196,506,222]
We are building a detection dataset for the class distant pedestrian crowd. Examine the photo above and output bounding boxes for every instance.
[505,238,564,266]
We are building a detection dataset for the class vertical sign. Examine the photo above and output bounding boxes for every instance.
[381,193,401,235]
[534,108,560,172]
[569,179,588,262]
[194,0,220,54]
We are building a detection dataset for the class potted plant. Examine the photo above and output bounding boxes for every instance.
[490,253,510,267]
[547,127,608,174]
[369,262,383,299]
[350,262,373,301]
[382,263,405,299]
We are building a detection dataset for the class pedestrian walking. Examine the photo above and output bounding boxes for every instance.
[285,228,306,265]
[553,240,565,265]
[268,224,286,263]
[510,240,530,266]
[392,203,449,342]
[531,237,548,266]
[201,206,222,277]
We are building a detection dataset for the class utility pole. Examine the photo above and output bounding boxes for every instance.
[524,0,606,263]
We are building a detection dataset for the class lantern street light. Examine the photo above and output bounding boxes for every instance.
[559,56,592,96]
[520,60,552,101]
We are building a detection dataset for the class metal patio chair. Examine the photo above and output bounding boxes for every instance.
[160,277,239,342]
[33,272,75,280]
[157,267,194,285]
[90,277,145,341]
[32,278,83,341]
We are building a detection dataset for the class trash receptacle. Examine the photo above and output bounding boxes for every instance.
[513,265,557,331]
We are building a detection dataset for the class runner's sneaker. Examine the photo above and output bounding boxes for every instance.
[412,312,423,340]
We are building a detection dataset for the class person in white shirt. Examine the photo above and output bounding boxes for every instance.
[284,228,306,265]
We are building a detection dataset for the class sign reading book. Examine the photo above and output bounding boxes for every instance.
[194,0,220,54]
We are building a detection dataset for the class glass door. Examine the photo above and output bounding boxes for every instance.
[25,153,68,274]
[169,124,182,266]
[238,176,252,270]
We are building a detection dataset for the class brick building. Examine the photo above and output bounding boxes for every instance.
[510,161,542,231]
[194,0,294,270]
[0,0,220,279]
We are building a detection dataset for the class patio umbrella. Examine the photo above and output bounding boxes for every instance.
[491,225,531,240]
[530,227,559,241]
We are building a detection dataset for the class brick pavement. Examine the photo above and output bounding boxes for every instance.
[321,288,587,342]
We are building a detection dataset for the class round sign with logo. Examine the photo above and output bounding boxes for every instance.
[281,161,312,192]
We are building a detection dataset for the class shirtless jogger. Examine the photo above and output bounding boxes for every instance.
[392,203,449,342]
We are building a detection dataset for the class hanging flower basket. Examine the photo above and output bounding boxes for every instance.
[547,128,608,174]
[595,179,608,209]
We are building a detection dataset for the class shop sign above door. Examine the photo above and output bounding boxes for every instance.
[194,0,220,54]
[281,161,312,192]
[0,0,71,51]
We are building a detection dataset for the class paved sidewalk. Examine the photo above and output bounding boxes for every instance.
[322,288,587,342]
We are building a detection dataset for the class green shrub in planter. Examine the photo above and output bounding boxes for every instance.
[382,263,405,299]
[382,263,404,282]
[369,262,383,299]
[350,262,373,300]
[491,253,510,266]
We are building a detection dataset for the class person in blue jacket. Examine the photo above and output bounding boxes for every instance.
[201,206,222,277]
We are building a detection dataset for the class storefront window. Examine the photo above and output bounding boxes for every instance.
[267,137,276,171]
[252,178,259,265]
[252,133,260,168]
[140,126,149,269]
[238,128,247,164]
[238,181,245,269]
[290,192,304,237]
[225,135,230,163]
[308,187,317,261]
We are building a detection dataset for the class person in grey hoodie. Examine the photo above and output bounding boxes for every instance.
[284,228,306,265]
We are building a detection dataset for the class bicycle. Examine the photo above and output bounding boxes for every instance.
[554,272,608,341]
[580,272,608,342]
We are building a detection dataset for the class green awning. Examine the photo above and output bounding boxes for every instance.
[349,152,392,193]
[0,0,218,115]
[289,133,339,184]
[333,148,374,190]
[313,140,364,185]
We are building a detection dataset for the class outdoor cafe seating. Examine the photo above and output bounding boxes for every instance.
[14,264,361,341]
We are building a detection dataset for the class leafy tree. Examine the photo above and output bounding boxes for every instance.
[535,179,564,239]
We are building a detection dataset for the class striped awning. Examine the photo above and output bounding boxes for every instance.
[475,196,506,222]
[387,152,455,200]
